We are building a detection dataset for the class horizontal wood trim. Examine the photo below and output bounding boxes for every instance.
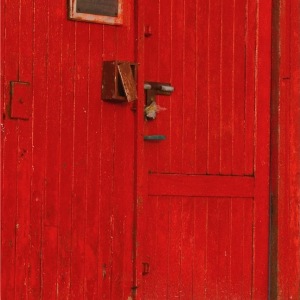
[148,174,254,198]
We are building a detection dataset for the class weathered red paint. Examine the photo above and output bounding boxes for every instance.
[2,0,299,299]
[270,0,300,298]
[135,0,271,298]
[1,0,135,299]
[10,81,32,120]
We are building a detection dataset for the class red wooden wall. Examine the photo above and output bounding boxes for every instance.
[270,0,300,298]
[2,0,300,298]
[1,0,136,298]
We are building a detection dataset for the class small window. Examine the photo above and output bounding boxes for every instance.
[69,0,123,25]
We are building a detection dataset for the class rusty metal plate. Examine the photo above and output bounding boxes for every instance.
[76,0,118,17]
[10,81,32,120]
[117,62,137,102]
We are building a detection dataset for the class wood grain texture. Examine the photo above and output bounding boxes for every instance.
[2,0,135,298]
[287,0,300,294]
[138,0,271,298]
[1,0,279,298]
[143,0,258,177]
[195,0,209,174]
[252,0,271,298]
[84,22,103,300]
[56,2,75,297]
[148,174,254,198]
[207,0,221,174]
[1,0,20,296]
[270,0,300,297]
[42,1,62,298]
[15,0,34,298]
[140,197,254,298]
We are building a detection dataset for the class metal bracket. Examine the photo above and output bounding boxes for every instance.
[144,82,174,106]
[102,61,137,103]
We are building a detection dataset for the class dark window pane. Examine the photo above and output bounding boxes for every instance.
[76,0,118,17]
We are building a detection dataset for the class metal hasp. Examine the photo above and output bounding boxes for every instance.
[102,61,137,102]
[144,81,174,106]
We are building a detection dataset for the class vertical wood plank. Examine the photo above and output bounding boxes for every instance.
[192,199,207,298]
[1,0,20,298]
[242,200,253,298]
[134,0,147,292]
[205,199,219,298]
[207,0,221,174]
[286,0,300,295]
[99,25,117,299]
[42,0,63,298]
[232,0,247,175]
[69,21,90,300]
[143,0,159,81]
[269,0,280,293]
[217,199,230,299]
[252,0,271,297]
[277,77,290,300]
[180,198,194,299]
[195,0,209,174]
[167,197,182,298]
[270,0,300,297]
[156,0,172,174]
[28,0,46,296]
[153,197,170,298]
[15,0,34,297]
[230,199,246,298]
[42,228,58,299]
[56,4,75,298]
[170,0,184,174]
[44,0,62,229]
[244,0,256,175]
[220,0,234,175]
[143,0,159,177]
[140,196,158,299]
[182,0,197,174]
[98,104,115,299]
[111,107,125,299]
[84,23,102,300]
[37,0,50,295]
[274,1,300,298]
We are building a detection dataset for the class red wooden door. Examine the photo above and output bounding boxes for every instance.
[135,0,271,298]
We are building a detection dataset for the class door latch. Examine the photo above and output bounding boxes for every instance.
[144,82,174,106]
[144,82,174,120]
